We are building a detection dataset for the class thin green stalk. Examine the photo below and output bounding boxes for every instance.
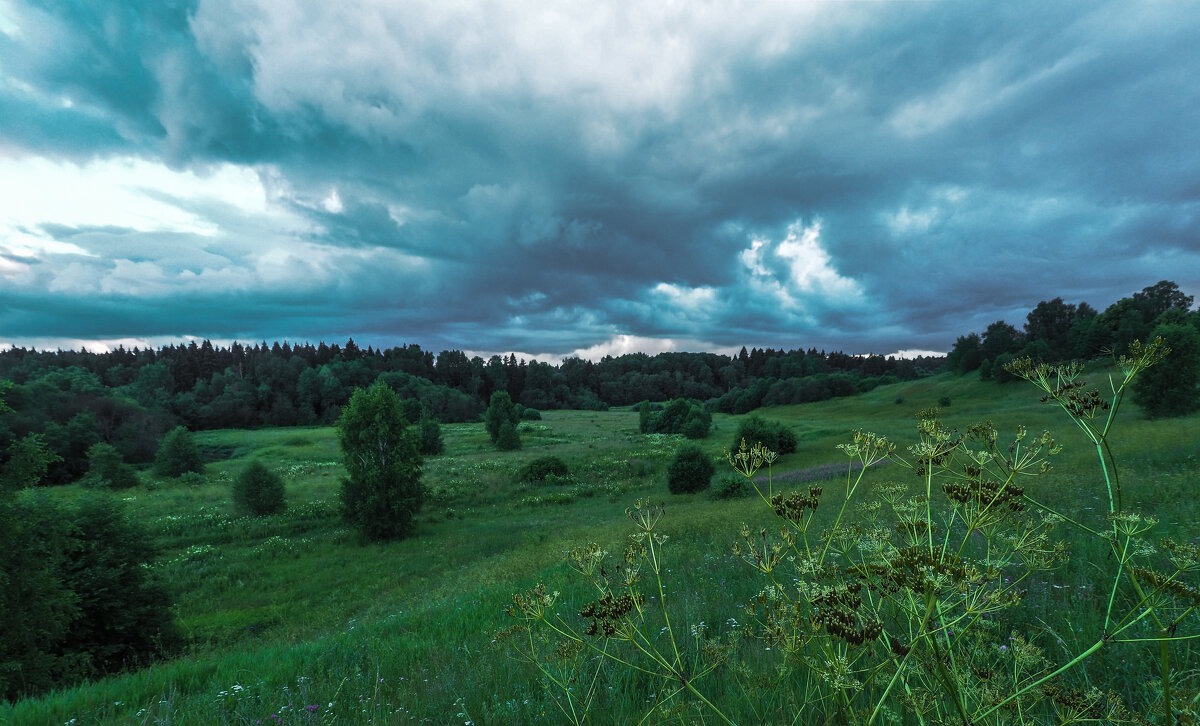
[1103,536,1130,632]
[976,638,1107,721]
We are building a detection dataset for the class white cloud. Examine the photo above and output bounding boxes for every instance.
[0,0,18,37]
[564,333,736,361]
[0,156,224,235]
[652,282,717,311]
[740,220,862,310]
[322,188,344,214]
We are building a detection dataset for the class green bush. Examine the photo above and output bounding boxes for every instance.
[517,455,570,483]
[520,407,543,421]
[177,471,207,487]
[496,420,522,451]
[153,426,204,478]
[730,415,797,455]
[418,417,445,456]
[938,396,952,407]
[338,382,424,541]
[485,391,520,443]
[83,442,139,489]
[712,474,750,500]
[233,461,286,516]
[640,398,711,439]
[667,444,714,494]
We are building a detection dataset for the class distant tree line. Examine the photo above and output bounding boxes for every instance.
[0,340,942,484]
[945,280,1200,417]
[946,280,1196,377]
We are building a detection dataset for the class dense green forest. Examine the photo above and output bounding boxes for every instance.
[2,279,1196,489]
[0,339,939,485]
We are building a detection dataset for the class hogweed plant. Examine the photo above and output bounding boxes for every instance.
[506,338,1196,724]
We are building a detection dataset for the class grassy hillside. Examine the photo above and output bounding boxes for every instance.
[5,368,1199,724]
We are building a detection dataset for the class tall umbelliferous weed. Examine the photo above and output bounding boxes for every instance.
[507,338,1194,724]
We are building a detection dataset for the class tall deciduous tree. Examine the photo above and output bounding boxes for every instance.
[338,382,424,540]
[1133,325,1200,418]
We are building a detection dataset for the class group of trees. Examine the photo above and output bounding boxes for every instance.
[0,388,182,701]
[638,398,712,439]
[947,280,1199,416]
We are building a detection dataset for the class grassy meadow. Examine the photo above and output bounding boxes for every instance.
[4,369,1200,724]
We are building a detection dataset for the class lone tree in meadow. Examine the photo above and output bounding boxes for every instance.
[233,461,286,516]
[153,426,204,478]
[484,391,521,449]
[668,444,715,494]
[337,381,424,541]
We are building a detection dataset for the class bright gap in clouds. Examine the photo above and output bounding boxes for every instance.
[0,156,277,235]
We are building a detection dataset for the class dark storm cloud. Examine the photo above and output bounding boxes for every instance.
[2,1,1197,357]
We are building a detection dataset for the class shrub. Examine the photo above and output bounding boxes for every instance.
[418,417,445,456]
[153,426,204,478]
[233,461,286,516]
[521,407,543,421]
[485,391,519,441]
[730,415,797,455]
[667,444,714,494]
[640,398,711,439]
[83,442,139,489]
[177,471,207,487]
[496,420,522,451]
[338,382,424,541]
[711,474,749,500]
[938,396,952,407]
[517,456,570,483]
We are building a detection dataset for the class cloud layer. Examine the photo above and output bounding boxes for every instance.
[2,1,1197,358]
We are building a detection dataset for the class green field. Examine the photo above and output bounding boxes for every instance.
[4,369,1200,724]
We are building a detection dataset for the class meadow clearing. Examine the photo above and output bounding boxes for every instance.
[4,367,1199,724]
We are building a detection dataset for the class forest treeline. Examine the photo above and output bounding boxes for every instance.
[946,280,1197,380]
[3,279,1192,486]
[0,340,939,484]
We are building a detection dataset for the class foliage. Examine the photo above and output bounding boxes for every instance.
[83,442,139,490]
[639,398,712,439]
[666,444,714,494]
[1,433,61,493]
[711,473,750,499]
[337,382,424,541]
[952,280,1195,379]
[520,407,543,421]
[154,426,205,478]
[516,456,570,484]
[485,391,521,447]
[1132,325,1200,418]
[510,338,1192,724]
[496,420,522,451]
[59,494,183,678]
[417,416,445,456]
[0,491,76,700]
[730,414,797,455]
[0,491,180,701]
[233,461,286,516]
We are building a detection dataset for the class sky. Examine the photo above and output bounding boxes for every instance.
[1,1,1197,361]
